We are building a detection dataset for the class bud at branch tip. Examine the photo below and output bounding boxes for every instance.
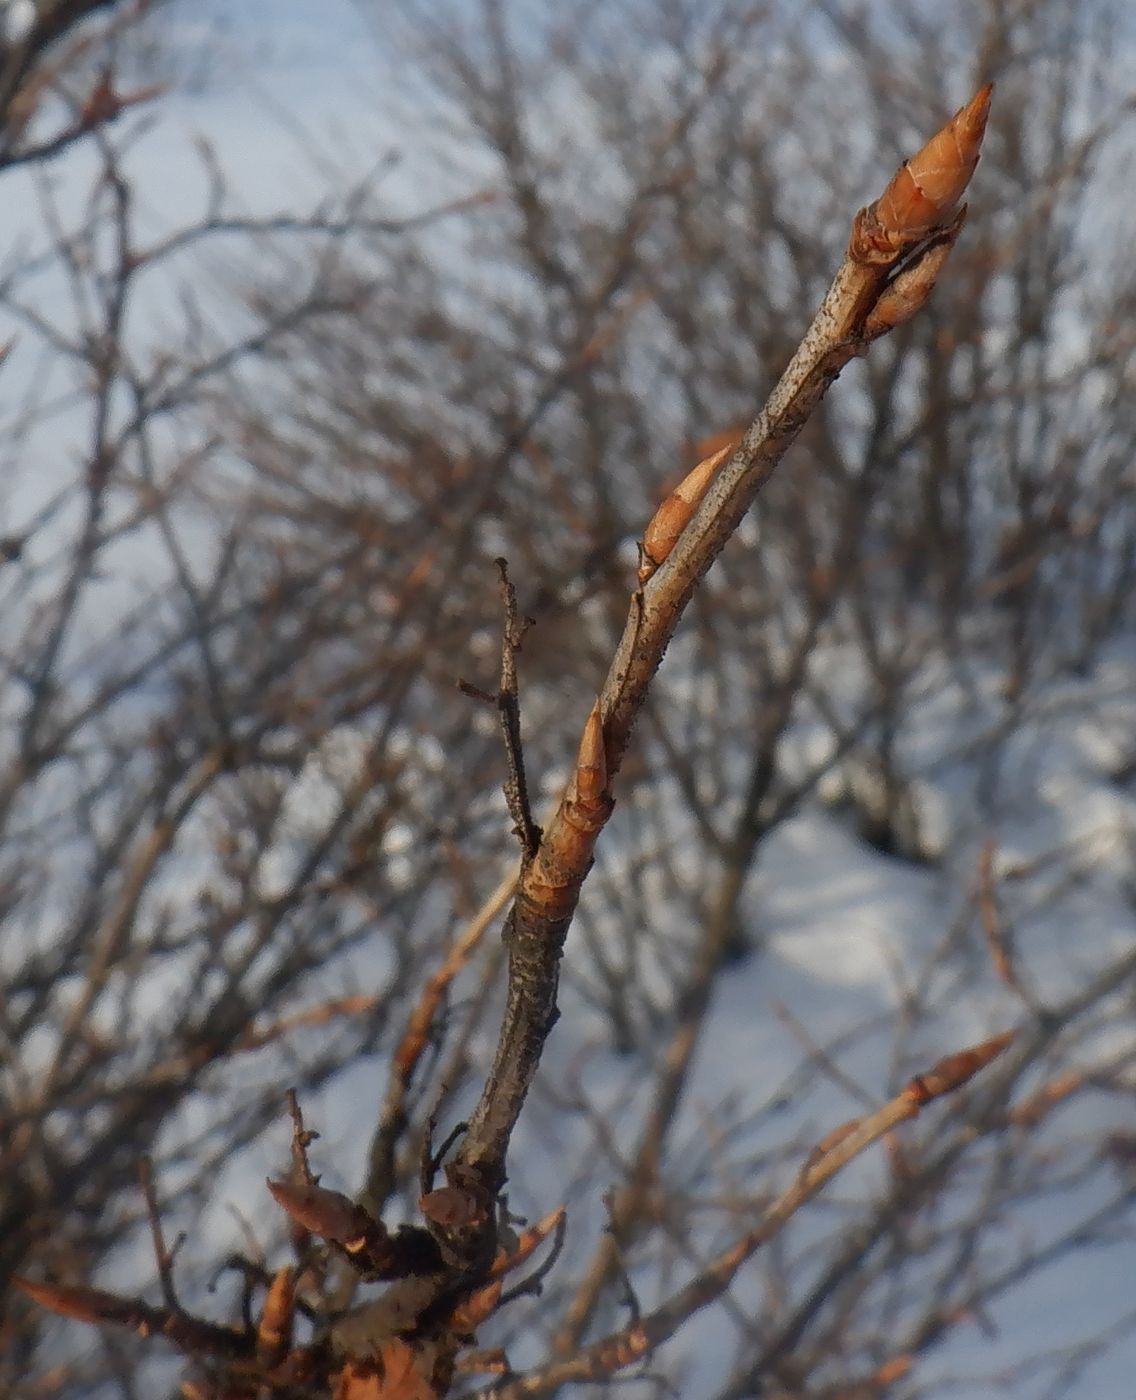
[855,83,992,260]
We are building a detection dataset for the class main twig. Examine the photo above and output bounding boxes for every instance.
[454,86,995,1204]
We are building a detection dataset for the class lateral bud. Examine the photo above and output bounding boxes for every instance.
[904,1028,1016,1106]
[862,208,967,341]
[640,437,737,583]
[256,1266,295,1367]
[266,1179,372,1245]
[571,703,608,807]
[15,1277,129,1325]
[267,1178,443,1279]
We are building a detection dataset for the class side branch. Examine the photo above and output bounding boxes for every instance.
[480,1030,1016,1399]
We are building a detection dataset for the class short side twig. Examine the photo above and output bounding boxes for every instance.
[139,1155,183,1312]
[494,558,541,860]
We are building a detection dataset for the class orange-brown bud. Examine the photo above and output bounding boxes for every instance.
[494,1205,565,1277]
[15,1277,126,1325]
[266,1178,373,1245]
[571,702,607,807]
[905,1028,1016,1106]
[862,208,966,340]
[449,1277,504,1333]
[855,84,992,261]
[256,1267,295,1368]
[640,437,736,582]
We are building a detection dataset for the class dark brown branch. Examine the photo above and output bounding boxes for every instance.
[138,1155,181,1312]
[360,867,517,1217]
[286,1088,318,1187]
[495,557,541,860]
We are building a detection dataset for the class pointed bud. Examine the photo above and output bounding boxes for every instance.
[15,1278,127,1325]
[266,1179,375,1246]
[572,703,607,806]
[256,1266,295,1367]
[489,1205,566,1279]
[854,84,992,261]
[640,437,736,582]
[640,497,693,583]
[268,1179,444,1280]
[905,1028,1016,1106]
[449,1277,504,1333]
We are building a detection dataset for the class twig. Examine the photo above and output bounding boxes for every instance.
[773,1000,877,1111]
[976,836,1026,999]
[498,1211,568,1308]
[607,1213,642,1329]
[286,1089,318,1187]
[422,1118,471,1198]
[138,1155,182,1312]
[495,558,541,859]
[477,1030,1015,1398]
[236,992,382,1052]
[13,1279,253,1363]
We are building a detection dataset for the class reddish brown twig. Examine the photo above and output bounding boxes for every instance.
[481,1030,1015,1398]
[13,1278,252,1361]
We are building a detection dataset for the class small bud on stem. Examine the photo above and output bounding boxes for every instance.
[640,437,738,583]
